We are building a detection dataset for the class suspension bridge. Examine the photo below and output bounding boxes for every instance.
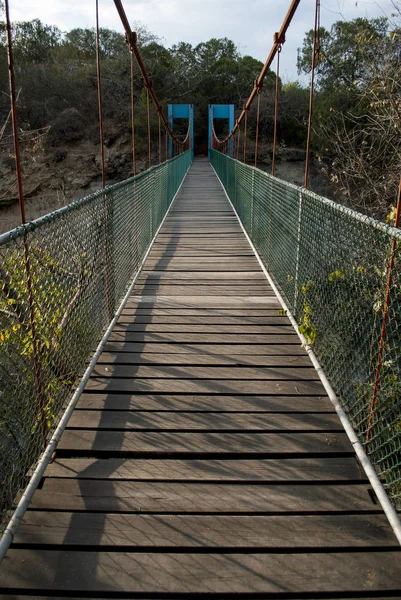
[0,0,401,597]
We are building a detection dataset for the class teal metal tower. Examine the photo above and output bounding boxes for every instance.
[208,104,235,158]
[168,104,194,159]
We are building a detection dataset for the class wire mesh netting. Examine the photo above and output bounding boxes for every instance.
[0,151,192,526]
[211,149,401,506]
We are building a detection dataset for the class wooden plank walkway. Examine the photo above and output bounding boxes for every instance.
[1,157,401,598]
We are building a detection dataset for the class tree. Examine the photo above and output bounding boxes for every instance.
[298,15,401,219]
[297,18,389,91]
[0,19,62,64]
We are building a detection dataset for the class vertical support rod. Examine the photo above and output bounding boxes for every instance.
[304,0,320,189]
[243,109,248,164]
[165,129,168,162]
[236,124,241,161]
[95,0,106,189]
[96,0,113,319]
[146,86,151,169]
[272,41,282,177]
[366,177,401,443]
[5,0,46,445]
[158,114,162,164]
[130,52,137,176]
[254,83,261,168]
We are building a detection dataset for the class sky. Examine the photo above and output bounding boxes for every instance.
[6,0,398,82]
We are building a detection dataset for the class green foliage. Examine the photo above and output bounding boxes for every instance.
[0,21,268,146]
[297,18,389,91]
[297,14,401,218]
[298,281,317,345]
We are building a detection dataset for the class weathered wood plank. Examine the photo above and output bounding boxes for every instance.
[97,352,311,367]
[107,332,301,344]
[120,308,287,316]
[85,377,326,395]
[14,514,395,548]
[112,324,294,334]
[67,411,342,431]
[57,430,351,455]
[27,481,374,513]
[125,295,282,307]
[42,457,366,481]
[131,287,275,296]
[76,393,334,412]
[103,342,307,355]
[5,597,401,600]
[118,314,287,323]
[2,550,401,594]
[137,271,266,280]
[90,364,320,381]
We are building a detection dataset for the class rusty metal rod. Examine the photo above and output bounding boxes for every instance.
[213,0,301,145]
[158,114,162,163]
[130,52,137,176]
[304,0,320,189]
[146,86,151,168]
[366,177,401,443]
[254,85,261,168]
[243,109,248,164]
[5,0,46,446]
[113,0,189,148]
[95,0,106,188]
[272,40,283,176]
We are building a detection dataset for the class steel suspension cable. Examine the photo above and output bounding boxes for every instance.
[158,114,162,163]
[304,0,320,188]
[95,0,113,319]
[366,176,401,443]
[113,0,190,153]
[130,52,137,176]
[243,108,248,164]
[4,0,45,444]
[211,0,301,147]
[146,86,151,168]
[95,0,106,188]
[254,82,262,168]
[272,37,284,176]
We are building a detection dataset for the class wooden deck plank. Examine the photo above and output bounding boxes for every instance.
[103,342,308,355]
[112,324,295,333]
[96,352,313,367]
[66,411,342,431]
[2,550,401,594]
[90,364,320,381]
[84,377,326,395]
[42,456,366,481]
[14,514,396,548]
[76,393,334,412]
[26,481,375,513]
[56,430,352,455]
[106,332,301,344]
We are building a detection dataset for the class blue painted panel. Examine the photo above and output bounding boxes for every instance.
[170,105,191,119]
[208,104,235,158]
[168,104,194,159]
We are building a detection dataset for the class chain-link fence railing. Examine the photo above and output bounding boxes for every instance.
[0,151,192,526]
[211,149,401,506]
